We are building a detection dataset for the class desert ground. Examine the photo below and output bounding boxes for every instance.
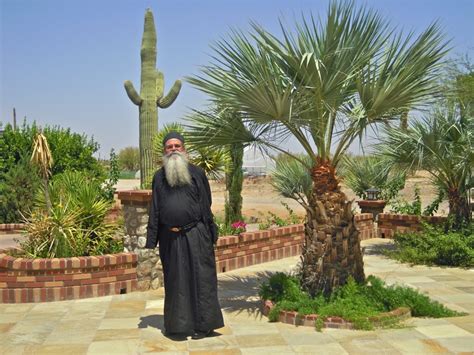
[116,170,449,222]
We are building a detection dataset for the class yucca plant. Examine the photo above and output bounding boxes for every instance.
[23,171,120,257]
[188,1,448,295]
[31,132,53,214]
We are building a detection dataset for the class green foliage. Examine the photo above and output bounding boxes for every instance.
[258,202,303,230]
[259,273,463,330]
[390,186,422,215]
[102,149,120,202]
[271,154,313,208]
[0,155,41,223]
[0,122,103,178]
[124,9,181,188]
[386,223,474,267]
[342,156,406,201]
[20,171,122,258]
[118,146,139,171]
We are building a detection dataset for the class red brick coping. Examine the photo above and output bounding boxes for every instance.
[262,300,411,329]
[0,253,138,303]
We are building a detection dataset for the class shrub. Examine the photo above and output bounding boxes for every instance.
[20,171,122,258]
[386,223,474,267]
[259,273,463,330]
[0,122,103,178]
[0,155,41,223]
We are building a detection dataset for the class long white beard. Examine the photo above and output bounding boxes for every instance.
[163,152,192,187]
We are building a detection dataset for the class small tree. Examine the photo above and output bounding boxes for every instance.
[118,146,140,171]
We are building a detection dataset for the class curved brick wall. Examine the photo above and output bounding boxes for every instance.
[0,253,138,303]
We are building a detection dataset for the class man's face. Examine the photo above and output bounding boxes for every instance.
[164,138,185,156]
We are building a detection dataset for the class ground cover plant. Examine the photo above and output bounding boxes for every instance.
[385,223,474,267]
[260,273,464,330]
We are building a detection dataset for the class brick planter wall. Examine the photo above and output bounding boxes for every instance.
[0,223,24,234]
[378,213,447,238]
[0,253,138,303]
[354,213,376,240]
[215,225,305,273]
[262,299,411,329]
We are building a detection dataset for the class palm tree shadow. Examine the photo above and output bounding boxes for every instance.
[218,271,276,319]
[138,314,188,341]
[363,240,397,256]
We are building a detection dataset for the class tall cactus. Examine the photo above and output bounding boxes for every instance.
[124,8,181,188]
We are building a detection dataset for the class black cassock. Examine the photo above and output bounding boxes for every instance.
[145,164,224,334]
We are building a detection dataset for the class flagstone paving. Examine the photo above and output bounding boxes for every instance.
[1,238,473,354]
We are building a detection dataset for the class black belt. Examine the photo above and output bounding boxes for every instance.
[164,220,200,233]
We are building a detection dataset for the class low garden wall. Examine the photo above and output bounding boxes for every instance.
[0,253,138,303]
[0,223,24,234]
[378,213,447,238]
[215,225,304,273]
[118,190,377,289]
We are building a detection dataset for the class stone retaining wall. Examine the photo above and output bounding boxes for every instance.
[378,213,447,238]
[0,253,138,303]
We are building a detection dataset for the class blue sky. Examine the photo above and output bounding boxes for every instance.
[1,0,473,157]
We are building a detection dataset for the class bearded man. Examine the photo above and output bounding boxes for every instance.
[145,131,224,339]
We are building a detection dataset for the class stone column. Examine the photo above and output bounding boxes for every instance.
[117,190,163,291]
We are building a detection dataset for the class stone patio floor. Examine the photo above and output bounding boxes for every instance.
[1,238,473,354]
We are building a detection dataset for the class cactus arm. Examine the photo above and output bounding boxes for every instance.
[124,80,143,106]
[157,79,182,108]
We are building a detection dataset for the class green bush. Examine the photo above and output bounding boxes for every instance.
[0,122,103,178]
[259,273,463,330]
[386,223,474,267]
[0,155,41,223]
[20,171,122,258]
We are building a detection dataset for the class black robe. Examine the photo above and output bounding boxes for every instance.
[145,164,224,334]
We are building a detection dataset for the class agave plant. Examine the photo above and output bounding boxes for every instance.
[188,1,448,295]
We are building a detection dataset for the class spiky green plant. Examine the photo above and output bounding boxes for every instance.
[124,9,181,188]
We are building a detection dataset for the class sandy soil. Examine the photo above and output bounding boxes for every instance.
[115,170,449,222]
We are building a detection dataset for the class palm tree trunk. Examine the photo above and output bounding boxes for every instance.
[448,188,471,229]
[225,143,244,225]
[300,160,365,296]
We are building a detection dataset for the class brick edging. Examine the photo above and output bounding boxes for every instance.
[261,300,411,329]
[0,223,24,233]
[0,253,138,303]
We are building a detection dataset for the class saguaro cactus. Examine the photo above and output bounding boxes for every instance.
[124,8,181,188]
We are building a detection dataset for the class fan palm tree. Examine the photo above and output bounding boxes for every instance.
[378,106,473,229]
[188,1,448,295]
